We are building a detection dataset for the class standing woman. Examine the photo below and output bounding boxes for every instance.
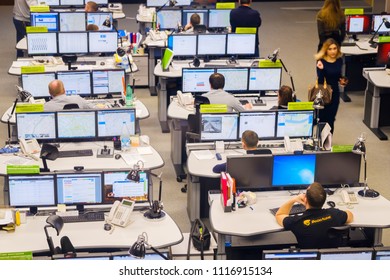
[315,38,348,134]
[316,0,346,51]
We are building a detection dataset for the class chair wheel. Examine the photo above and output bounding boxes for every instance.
[181,185,187,193]
[176,176,182,182]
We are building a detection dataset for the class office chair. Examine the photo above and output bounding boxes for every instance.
[185,96,209,143]
[327,226,351,248]
[63,103,79,110]
[247,149,272,155]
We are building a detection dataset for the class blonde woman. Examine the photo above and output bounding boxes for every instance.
[315,38,348,133]
[316,0,346,50]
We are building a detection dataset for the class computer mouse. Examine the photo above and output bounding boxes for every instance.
[327,201,336,208]
[215,153,222,160]
[115,154,122,160]
[100,61,105,66]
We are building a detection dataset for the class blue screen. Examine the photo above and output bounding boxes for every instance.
[272,154,316,187]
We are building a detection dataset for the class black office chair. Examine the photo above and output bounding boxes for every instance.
[185,96,210,143]
[327,226,351,248]
[63,103,79,110]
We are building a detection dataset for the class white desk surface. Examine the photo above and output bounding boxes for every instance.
[341,38,377,55]
[0,210,183,254]
[8,56,138,75]
[168,96,279,120]
[1,99,149,124]
[210,188,390,237]
[0,141,164,175]
[364,69,390,88]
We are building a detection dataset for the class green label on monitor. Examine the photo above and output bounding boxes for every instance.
[258,59,283,68]
[332,145,354,153]
[216,2,235,9]
[30,5,50,12]
[344,8,364,15]
[200,104,228,113]
[26,26,48,33]
[21,65,45,74]
[0,251,33,260]
[378,36,390,43]
[15,103,44,113]
[7,165,40,175]
[235,27,256,34]
[288,102,314,111]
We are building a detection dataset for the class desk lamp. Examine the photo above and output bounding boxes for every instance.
[352,133,380,198]
[128,232,169,260]
[312,91,324,151]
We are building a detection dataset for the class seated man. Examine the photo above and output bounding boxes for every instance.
[202,73,252,112]
[275,182,353,249]
[183,13,200,33]
[85,1,99,12]
[213,130,259,173]
[44,80,96,111]
[270,85,296,110]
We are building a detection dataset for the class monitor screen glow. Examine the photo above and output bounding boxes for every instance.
[200,113,239,142]
[197,34,226,55]
[263,249,318,260]
[182,9,208,27]
[16,112,56,140]
[27,32,58,55]
[239,111,276,139]
[87,12,113,31]
[217,68,248,92]
[60,0,84,5]
[167,35,197,56]
[88,31,118,53]
[182,68,214,92]
[248,67,282,91]
[57,111,96,139]
[376,41,390,66]
[227,34,256,55]
[92,69,125,95]
[31,12,59,31]
[56,70,92,96]
[372,15,390,34]
[59,12,86,31]
[97,109,136,138]
[157,10,182,30]
[319,248,373,260]
[21,72,56,98]
[208,9,231,28]
[58,32,88,54]
[276,110,314,138]
[345,14,372,34]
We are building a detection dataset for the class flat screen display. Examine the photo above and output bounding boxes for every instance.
[276,110,314,138]
[27,32,58,55]
[239,111,276,139]
[374,247,390,260]
[88,31,118,53]
[59,12,86,31]
[263,249,318,260]
[31,12,59,31]
[248,67,282,91]
[167,34,197,56]
[16,112,56,140]
[372,15,390,34]
[197,34,226,55]
[272,154,316,188]
[182,68,214,93]
[56,111,96,139]
[56,70,92,96]
[208,9,231,28]
[182,9,208,27]
[102,171,149,204]
[345,14,372,34]
[319,248,373,260]
[92,69,125,95]
[60,0,84,5]
[376,41,390,66]
[217,68,248,92]
[200,113,239,142]
[21,72,56,98]
[226,34,256,55]
[87,12,113,31]
[58,32,88,54]
[157,9,182,30]
[97,109,136,138]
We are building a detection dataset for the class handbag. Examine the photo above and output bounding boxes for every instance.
[187,218,211,260]
[308,78,333,105]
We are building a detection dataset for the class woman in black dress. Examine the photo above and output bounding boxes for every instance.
[315,38,348,133]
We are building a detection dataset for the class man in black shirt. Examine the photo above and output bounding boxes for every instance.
[275,182,353,249]
[230,0,262,57]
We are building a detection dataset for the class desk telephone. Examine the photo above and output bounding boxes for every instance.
[340,190,358,204]
[20,138,40,158]
[107,199,135,227]
[177,90,194,107]
[284,136,303,152]
[148,30,168,41]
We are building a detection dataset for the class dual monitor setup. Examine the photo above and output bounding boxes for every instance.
[199,110,314,142]
[16,108,136,142]
[36,0,109,7]
[21,69,125,99]
[168,33,256,57]
[345,14,390,37]
[30,11,114,32]
[7,170,150,213]
[226,152,361,190]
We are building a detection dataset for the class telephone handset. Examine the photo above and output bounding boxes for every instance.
[20,138,41,155]
[149,30,168,41]
[341,190,358,204]
[107,199,135,227]
[284,136,303,152]
[177,90,194,107]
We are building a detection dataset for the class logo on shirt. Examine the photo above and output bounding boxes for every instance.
[303,215,332,227]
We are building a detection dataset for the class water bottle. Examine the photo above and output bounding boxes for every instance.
[120,121,131,151]
[126,84,133,107]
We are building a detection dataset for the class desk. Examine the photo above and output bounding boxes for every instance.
[209,188,390,259]
[0,141,164,175]
[0,210,182,254]
[362,68,390,140]
[143,39,166,96]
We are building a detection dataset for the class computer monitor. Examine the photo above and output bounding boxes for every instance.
[56,173,103,206]
[60,0,84,6]
[175,0,191,6]
[156,9,182,30]
[39,0,60,5]
[182,9,208,28]
[30,12,59,31]
[146,0,166,7]
[227,154,273,190]
[16,112,56,141]
[167,34,197,56]
[276,110,314,138]
[197,34,226,56]
[200,112,239,142]
[27,32,58,55]
[89,0,109,6]
[345,14,372,35]
[226,33,256,56]
[319,248,373,260]
[208,9,231,29]
[97,108,136,138]
[182,68,214,92]
[92,69,125,95]
[262,249,319,260]
[56,70,92,96]
[59,12,86,31]
[58,32,88,54]
[248,67,283,92]
[374,247,390,260]
[372,14,390,35]
[239,111,276,139]
[102,171,150,204]
[8,174,56,208]
[315,152,361,187]
[376,40,390,67]
[272,154,316,188]
[21,72,56,98]
[87,12,113,31]
[216,67,248,92]
[88,31,118,53]
[56,111,96,140]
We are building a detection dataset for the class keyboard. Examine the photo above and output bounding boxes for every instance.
[341,42,356,47]
[204,64,234,68]
[269,204,306,216]
[74,61,97,65]
[58,149,94,158]
[62,212,105,223]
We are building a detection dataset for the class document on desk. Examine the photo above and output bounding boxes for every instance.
[4,156,34,165]
[12,61,31,68]
[137,146,153,155]
[0,209,13,225]
[193,150,214,160]
[121,154,146,165]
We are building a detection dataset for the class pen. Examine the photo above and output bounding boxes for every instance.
[249,206,254,211]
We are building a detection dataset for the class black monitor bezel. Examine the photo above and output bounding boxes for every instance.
[56,70,92,97]
[57,31,89,55]
[215,67,249,93]
[226,33,256,56]
[56,109,97,141]
[248,67,283,92]
[345,14,372,35]
[199,112,240,142]
[167,34,198,57]
[238,110,277,140]
[87,31,118,54]
[275,110,314,139]
[91,68,126,96]
[96,108,137,139]
[26,32,58,56]
[58,11,87,32]
[207,8,232,29]
[196,33,227,56]
[21,72,56,99]
[30,12,60,31]
[181,67,215,93]
[16,111,57,142]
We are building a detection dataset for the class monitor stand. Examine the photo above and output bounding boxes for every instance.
[29,206,38,215]
[76,205,85,213]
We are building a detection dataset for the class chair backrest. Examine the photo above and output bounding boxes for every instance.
[63,103,79,110]
[247,149,272,155]
[327,226,350,248]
